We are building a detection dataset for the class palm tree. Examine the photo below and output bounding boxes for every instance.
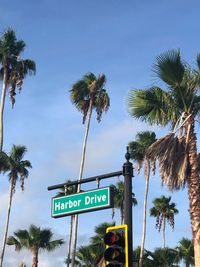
[7,224,64,267]
[150,196,178,248]
[0,29,36,151]
[0,145,32,267]
[129,131,156,267]
[132,247,154,267]
[56,181,77,267]
[127,50,200,266]
[176,238,194,267]
[112,181,137,224]
[69,72,110,267]
[76,245,96,267]
[146,247,179,267]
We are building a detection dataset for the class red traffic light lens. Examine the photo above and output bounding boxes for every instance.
[104,231,121,245]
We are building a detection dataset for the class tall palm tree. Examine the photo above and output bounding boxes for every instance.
[7,224,64,267]
[0,29,36,151]
[150,196,179,248]
[176,238,194,267]
[56,181,77,267]
[127,50,200,266]
[112,181,137,224]
[0,145,32,267]
[129,131,156,267]
[69,72,110,267]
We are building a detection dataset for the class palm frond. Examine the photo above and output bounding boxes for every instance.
[94,89,110,122]
[146,133,187,190]
[20,160,32,170]
[83,72,96,85]
[0,151,10,172]
[29,225,41,241]
[22,59,36,76]
[11,229,31,249]
[10,145,27,161]
[46,239,65,251]
[127,87,174,126]
[14,40,26,55]
[39,229,53,246]
[92,74,106,94]
[6,236,22,251]
[8,59,36,106]
[153,49,185,87]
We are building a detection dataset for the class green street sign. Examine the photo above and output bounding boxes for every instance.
[52,187,114,218]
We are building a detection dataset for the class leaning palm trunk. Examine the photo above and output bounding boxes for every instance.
[0,177,14,267]
[67,215,74,267]
[32,248,39,267]
[139,159,150,267]
[71,99,93,267]
[0,67,8,152]
[185,117,200,267]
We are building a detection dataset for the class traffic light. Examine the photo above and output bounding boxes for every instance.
[104,224,128,267]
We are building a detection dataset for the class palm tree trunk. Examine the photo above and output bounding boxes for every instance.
[0,67,8,152]
[163,217,166,248]
[32,248,39,267]
[71,99,93,267]
[0,178,14,267]
[139,159,150,267]
[67,215,74,267]
[185,117,200,267]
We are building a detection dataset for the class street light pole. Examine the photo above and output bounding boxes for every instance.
[123,146,134,266]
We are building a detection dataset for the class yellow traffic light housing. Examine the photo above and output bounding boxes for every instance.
[104,224,128,267]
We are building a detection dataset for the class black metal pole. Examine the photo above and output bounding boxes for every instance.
[123,147,133,267]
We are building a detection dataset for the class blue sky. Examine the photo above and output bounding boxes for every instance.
[0,0,200,266]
